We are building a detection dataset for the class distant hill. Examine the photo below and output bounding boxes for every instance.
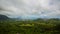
[0,15,9,20]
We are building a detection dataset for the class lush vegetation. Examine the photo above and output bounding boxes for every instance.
[0,18,60,34]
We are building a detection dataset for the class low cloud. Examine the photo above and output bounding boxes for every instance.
[0,0,60,19]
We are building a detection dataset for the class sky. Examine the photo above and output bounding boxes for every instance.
[0,0,60,19]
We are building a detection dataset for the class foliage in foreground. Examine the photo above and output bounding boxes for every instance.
[0,18,60,34]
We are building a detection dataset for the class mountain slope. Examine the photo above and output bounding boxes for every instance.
[0,15,9,20]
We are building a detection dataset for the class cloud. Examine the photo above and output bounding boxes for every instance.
[0,0,60,19]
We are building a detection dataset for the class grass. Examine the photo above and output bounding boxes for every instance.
[0,19,60,34]
[20,24,34,26]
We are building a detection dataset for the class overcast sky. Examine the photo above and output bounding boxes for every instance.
[0,0,60,19]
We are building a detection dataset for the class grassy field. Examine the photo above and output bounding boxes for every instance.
[0,19,60,34]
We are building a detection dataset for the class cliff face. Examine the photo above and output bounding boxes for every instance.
[0,15,9,20]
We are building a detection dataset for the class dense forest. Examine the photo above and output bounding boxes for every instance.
[0,18,60,34]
